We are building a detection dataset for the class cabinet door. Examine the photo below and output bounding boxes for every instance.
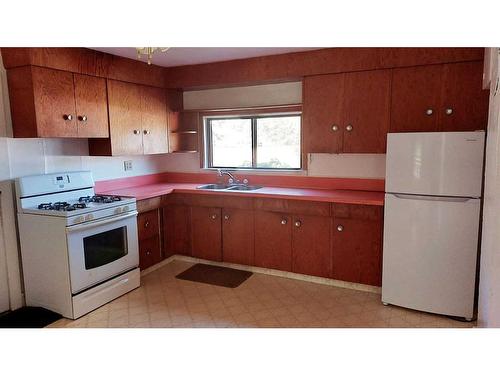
[292,215,331,278]
[191,206,222,261]
[32,66,77,137]
[163,205,191,257]
[222,208,254,266]
[141,85,169,154]
[137,209,159,241]
[342,70,391,153]
[390,65,443,133]
[107,80,144,155]
[332,205,383,286]
[439,61,489,131]
[73,74,109,138]
[139,235,162,270]
[303,74,344,153]
[254,211,292,272]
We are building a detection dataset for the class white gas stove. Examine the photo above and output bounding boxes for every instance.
[16,171,140,319]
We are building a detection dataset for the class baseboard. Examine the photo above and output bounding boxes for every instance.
[141,255,381,295]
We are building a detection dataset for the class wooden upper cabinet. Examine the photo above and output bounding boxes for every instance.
[222,208,254,266]
[391,62,489,133]
[89,80,169,156]
[303,74,344,153]
[141,85,169,154]
[342,70,391,153]
[106,79,144,155]
[73,74,109,138]
[390,64,443,133]
[6,66,109,138]
[439,61,489,131]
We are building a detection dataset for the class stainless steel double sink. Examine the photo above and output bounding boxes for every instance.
[197,184,263,191]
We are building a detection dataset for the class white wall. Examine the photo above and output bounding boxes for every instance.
[478,48,500,327]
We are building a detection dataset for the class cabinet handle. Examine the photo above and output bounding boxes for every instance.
[337,225,344,232]
[281,218,288,225]
[331,124,339,132]
[63,114,73,121]
[211,214,217,220]
[143,129,151,135]
[144,221,149,228]
[445,108,453,115]
[346,124,353,132]
[133,129,140,135]
[146,250,151,256]
[224,214,230,220]
[77,115,87,122]
[425,109,433,116]
[294,220,302,228]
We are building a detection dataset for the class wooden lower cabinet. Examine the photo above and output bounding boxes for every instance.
[139,236,162,270]
[222,208,254,266]
[332,204,383,286]
[163,204,191,257]
[191,206,222,261]
[254,211,292,272]
[291,215,332,278]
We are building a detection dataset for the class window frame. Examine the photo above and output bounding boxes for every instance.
[204,111,302,171]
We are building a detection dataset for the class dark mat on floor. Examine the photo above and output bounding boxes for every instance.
[0,307,61,328]
[176,263,253,288]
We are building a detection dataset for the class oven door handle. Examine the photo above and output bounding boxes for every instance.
[66,211,138,233]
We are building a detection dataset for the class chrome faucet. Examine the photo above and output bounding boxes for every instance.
[216,169,239,184]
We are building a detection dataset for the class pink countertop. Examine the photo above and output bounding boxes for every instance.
[98,182,385,206]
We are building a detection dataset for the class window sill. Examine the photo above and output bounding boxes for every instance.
[202,168,307,176]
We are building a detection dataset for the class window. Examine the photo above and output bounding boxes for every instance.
[205,113,301,170]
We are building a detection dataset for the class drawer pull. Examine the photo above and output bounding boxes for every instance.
[331,124,339,132]
[294,220,302,228]
[224,214,230,220]
[146,250,151,255]
[211,214,217,220]
[63,114,73,121]
[425,109,433,116]
[281,218,287,225]
[337,225,344,232]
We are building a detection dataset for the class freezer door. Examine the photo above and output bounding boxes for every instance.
[382,193,480,319]
[386,132,485,197]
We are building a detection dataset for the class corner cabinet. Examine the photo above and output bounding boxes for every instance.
[88,79,169,156]
[6,66,109,138]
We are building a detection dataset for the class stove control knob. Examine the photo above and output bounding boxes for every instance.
[114,207,122,214]
[122,206,129,212]
[85,214,94,221]
[75,216,85,224]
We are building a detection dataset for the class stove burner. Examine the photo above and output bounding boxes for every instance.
[73,203,87,209]
[80,195,122,204]
[38,203,53,210]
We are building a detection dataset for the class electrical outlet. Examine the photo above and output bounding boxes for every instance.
[124,160,133,171]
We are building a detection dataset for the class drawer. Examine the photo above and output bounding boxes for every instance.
[332,203,382,221]
[137,209,159,240]
[254,198,331,217]
[137,197,161,213]
[139,235,162,270]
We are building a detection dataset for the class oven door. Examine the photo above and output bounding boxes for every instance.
[66,211,139,294]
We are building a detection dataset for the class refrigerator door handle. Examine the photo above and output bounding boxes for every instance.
[391,193,475,203]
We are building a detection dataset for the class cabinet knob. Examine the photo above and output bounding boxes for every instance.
[144,221,149,228]
[133,129,140,135]
[337,224,344,232]
[346,124,353,132]
[224,214,230,220]
[331,124,339,132]
[63,114,73,121]
[294,220,302,228]
[281,218,288,225]
[425,109,433,116]
[445,108,453,115]
[143,129,151,135]
[146,250,151,256]
[78,115,87,122]
[211,214,217,220]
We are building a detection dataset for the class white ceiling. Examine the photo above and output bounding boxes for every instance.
[90,47,320,68]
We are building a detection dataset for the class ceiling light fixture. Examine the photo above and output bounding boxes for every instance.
[135,47,170,65]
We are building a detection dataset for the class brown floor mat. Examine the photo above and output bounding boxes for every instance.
[176,263,253,288]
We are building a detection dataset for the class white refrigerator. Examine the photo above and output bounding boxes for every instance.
[382,131,485,320]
